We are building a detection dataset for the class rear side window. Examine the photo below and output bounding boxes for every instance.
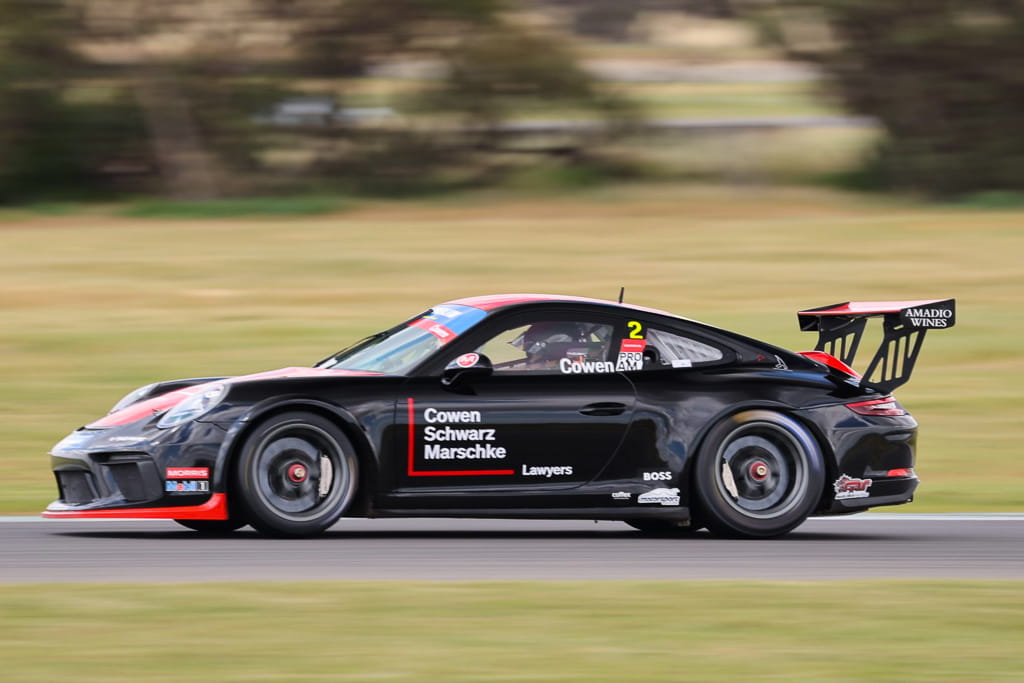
[645,327,724,369]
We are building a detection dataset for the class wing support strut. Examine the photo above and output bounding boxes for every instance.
[798,299,955,393]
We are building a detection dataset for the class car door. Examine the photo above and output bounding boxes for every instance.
[590,317,734,486]
[381,312,638,509]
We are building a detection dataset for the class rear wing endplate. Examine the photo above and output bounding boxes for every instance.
[798,299,955,393]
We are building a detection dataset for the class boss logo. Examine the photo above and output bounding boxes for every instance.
[643,471,672,481]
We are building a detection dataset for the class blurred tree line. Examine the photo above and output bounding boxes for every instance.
[539,0,734,41]
[3,0,1024,201]
[739,0,1024,195]
[0,0,627,202]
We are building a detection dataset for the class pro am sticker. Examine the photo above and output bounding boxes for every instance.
[455,353,480,368]
[615,338,647,371]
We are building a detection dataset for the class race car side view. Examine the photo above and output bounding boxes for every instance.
[44,294,955,538]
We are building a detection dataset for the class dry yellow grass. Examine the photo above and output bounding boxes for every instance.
[2,581,1023,681]
[1,184,1020,513]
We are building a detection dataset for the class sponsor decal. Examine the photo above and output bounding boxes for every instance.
[415,305,488,336]
[165,480,210,493]
[455,352,480,368]
[611,491,631,500]
[643,471,672,482]
[428,305,466,320]
[424,443,507,460]
[406,398,515,477]
[834,474,873,500]
[410,318,457,343]
[620,339,647,353]
[559,357,615,374]
[521,465,573,477]
[424,425,495,442]
[671,359,692,369]
[424,407,481,423]
[166,467,210,479]
[774,355,788,370]
[616,338,647,371]
[638,487,681,506]
[900,303,955,329]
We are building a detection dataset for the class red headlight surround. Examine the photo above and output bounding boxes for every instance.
[846,397,906,417]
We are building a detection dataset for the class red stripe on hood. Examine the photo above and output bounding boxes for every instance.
[90,367,380,428]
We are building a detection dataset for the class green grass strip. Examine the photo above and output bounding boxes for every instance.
[120,196,345,219]
[1,580,1022,681]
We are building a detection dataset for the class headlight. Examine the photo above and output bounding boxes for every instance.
[109,383,158,414]
[157,384,226,429]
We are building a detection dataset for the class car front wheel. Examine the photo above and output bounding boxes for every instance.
[234,411,358,538]
[694,410,824,538]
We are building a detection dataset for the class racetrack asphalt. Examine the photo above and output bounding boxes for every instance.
[2,515,1022,583]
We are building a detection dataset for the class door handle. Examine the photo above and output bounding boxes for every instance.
[579,402,628,417]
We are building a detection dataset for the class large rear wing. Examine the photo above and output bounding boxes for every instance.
[798,299,955,393]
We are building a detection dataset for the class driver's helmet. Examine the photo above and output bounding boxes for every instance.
[514,322,593,365]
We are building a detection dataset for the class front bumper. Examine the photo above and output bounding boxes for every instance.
[42,421,229,520]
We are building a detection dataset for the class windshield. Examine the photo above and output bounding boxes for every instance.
[316,304,487,374]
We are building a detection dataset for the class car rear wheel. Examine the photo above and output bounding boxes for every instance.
[694,410,824,538]
[173,518,247,534]
[234,412,358,538]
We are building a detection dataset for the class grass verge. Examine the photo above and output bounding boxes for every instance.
[1,580,1022,681]
[1,184,1021,513]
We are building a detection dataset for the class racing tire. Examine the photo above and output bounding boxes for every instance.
[173,518,248,534]
[625,518,702,535]
[234,411,358,538]
[694,410,824,539]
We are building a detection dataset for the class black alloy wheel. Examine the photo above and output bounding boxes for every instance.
[234,412,358,538]
[694,410,824,538]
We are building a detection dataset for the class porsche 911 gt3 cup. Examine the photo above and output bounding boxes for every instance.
[45,294,955,538]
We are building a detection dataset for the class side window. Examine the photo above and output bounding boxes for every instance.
[643,327,724,369]
[476,320,614,374]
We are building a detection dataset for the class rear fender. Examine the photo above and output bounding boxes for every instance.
[680,400,835,509]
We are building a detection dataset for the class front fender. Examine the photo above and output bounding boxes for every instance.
[210,396,380,512]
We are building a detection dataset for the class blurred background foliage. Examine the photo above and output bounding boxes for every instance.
[0,0,630,201]
[741,0,1024,195]
[1,0,1023,201]
[2,0,1024,202]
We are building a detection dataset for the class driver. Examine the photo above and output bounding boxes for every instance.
[512,322,606,369]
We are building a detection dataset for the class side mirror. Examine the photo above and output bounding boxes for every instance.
[441,352,493,388]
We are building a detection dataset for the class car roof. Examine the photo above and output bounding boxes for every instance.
[444,293,678,318]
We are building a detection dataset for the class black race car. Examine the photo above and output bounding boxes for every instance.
[44,294,956,538]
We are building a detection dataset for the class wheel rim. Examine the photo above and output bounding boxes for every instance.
[713,421,809,520]
[251,423,352,522]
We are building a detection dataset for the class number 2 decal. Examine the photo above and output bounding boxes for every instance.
[627,321,644,339]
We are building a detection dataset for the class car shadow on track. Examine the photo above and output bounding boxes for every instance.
[48,526,899,542]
